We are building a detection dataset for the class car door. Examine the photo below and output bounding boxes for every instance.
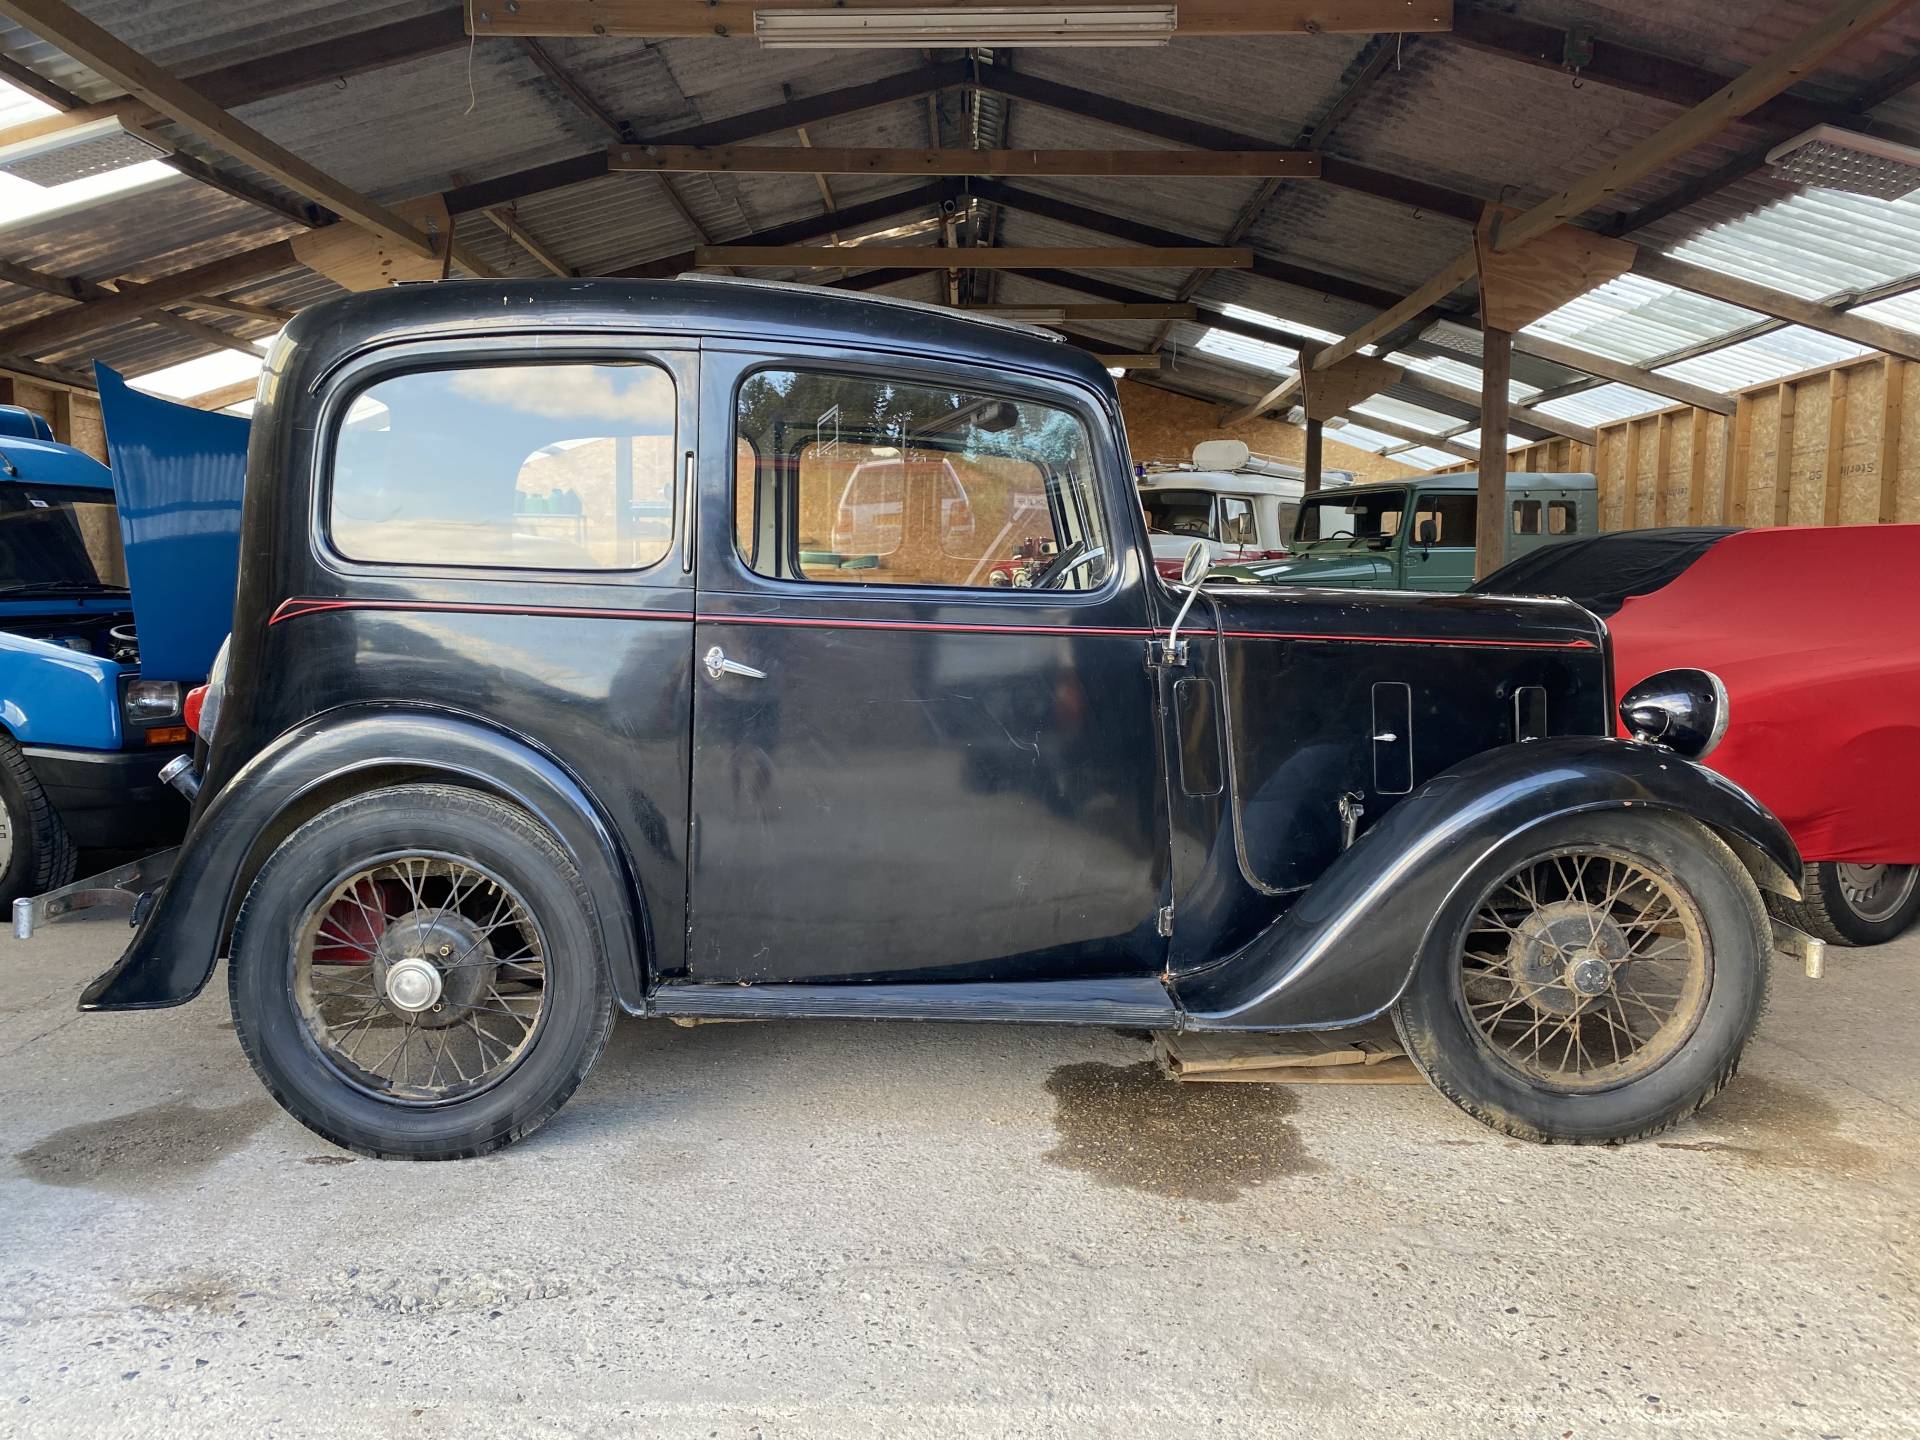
[1402,491,1479,590]
[684,348,1168,986]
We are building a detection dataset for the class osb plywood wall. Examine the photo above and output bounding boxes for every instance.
[1117,380,1419,484]
[1435,355,1918,531]
[0,370,107,462]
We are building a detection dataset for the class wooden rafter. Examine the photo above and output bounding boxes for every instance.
[694,245,1254,270]
[613,145,1322,178]
[0,0,436,256]
[1632,252,1920,365]
[1303,0,1920,389]
[965,303,1197,321]
[465,0,1455,39]
[1334,411,1479,463]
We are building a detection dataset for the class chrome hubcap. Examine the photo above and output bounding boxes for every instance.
[382,956,443,1014]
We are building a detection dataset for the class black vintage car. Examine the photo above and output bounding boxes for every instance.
[74,279,1803,1159]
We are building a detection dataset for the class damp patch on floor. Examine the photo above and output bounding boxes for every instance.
[12,1097,276,1193]
[1043,1059,1321,1202]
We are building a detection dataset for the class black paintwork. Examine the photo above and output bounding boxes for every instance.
[80,279,1800,1030]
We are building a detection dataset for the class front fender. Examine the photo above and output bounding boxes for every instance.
[0,631,123,748]
[79,706,650,1013]
[1176,737,1800,1031]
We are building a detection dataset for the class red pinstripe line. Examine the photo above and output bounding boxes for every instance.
[266,598,1595,650]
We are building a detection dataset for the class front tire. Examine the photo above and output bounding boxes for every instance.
[229,784,615,1160]
[1393,810,1769,1144]
[0,734,77,905]
[1771,861,1920,947]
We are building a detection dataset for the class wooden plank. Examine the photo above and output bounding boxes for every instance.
[180,294,295,324]
[1490,0,1920,256]
[1623,419,1643,529]
[1476,326,1512,578]
[185,378,260,412]
[0,95,158,150]
[1331,410,1480,462]
[1475,207,1638,334]
[614,145,1323,178]
[1654,411,1675,526]
[1091,353,1160,370]
[1396,369,1598,446]
[1512,333,1735,416]
[1311,249,1478,373]
[694,245,1254,270]
[1730,397,1753,524]
[1824,366,1850,525]
[1302,353,1402,422]
[1881,357,1906,523]
[0,0,435,257]
[48,389,74,446]
[1633,252,1920,364]
[482,207,573,277]
[1688,409,1710,523]
[1773,382,1798,525]
[1221,375,1302,427]
[468,0,1457,39]
[144,310,264,357]
[291,195,455,291]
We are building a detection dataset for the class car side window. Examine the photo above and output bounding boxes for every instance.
[1218,495,1257,545]
[1512,499,1542,535]
[733,368,1112,592]
[330,361,678,571]
[1413,494,1476,546]
[1548,499,1577,534]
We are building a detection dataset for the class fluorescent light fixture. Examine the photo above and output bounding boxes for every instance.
[0,114,167,188]
[754,5,1177,48]
[1766,124,1920,200]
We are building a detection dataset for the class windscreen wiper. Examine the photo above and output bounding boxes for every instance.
[0,581,131,597]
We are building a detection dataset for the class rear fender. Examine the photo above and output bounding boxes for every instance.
[1175,736,1800,1031]
[78,706,650,1012]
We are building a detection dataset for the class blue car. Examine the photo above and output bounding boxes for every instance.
[0,376,245,903]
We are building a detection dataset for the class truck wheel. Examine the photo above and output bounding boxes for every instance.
[1771,862,1920,947]
[1392,810,1769,1144]
[229,784,615,1160]
[0,734,77,905]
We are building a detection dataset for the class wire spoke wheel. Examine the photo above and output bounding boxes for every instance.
[1458,846,1711,1093]
[291,852,548,1104]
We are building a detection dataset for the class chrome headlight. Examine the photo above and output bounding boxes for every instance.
[123,679,182,723]
[1620,668,1729,760]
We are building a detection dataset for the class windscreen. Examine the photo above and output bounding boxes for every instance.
[1140,488,1214,538]
[0,485,125,594]
[1295,489,1406,544]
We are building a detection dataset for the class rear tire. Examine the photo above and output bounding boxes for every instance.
[0,734,77,905]
[1392,810,1769,1144]
[229,784,615,1160]
[1770,861,1920,947]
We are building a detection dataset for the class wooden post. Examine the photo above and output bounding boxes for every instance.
[1880,357,1906,524]
[1823,367,1849,526]
[1475,327,1511,579]
[1773,381,1797,525]
[1304,417,1324,494]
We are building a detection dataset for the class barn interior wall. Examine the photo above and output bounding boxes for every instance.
[1432,356,1918,531]
[1116,380,1420,484]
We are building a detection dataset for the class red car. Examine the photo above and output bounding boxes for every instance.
[1479,525,1920,946]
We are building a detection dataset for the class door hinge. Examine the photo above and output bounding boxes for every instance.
[1156,904,1175,937]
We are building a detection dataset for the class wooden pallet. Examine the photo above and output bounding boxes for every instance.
[1153,1021,1424,1085]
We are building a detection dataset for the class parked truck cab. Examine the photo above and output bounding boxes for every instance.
[66,280,1798,1161]
[1207,471,1598,591]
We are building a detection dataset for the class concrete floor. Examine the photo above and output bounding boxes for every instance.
[1,919,1916,1439]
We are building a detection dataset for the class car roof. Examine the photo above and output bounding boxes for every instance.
[0,433,113,490]
[281,277,1118,396]
[1138,471,1304,495]
[1333,471,1598,493]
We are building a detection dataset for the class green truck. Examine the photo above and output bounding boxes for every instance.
[1204,471,1598,591]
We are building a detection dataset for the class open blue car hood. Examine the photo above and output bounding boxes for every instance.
[96,365,249,682]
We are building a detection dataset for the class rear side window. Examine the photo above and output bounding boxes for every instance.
[1548,499,1577,534]
[734,368,1112,592]
[330,361,677,570]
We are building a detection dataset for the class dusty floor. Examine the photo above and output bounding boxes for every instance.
[1,919,1916,1438]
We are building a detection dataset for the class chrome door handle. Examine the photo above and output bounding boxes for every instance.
[704,645,766,681]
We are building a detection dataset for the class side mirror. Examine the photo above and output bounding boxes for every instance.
[1164,540,1209,665]
[1415,518,1438,548]
[1179,538,1209,588]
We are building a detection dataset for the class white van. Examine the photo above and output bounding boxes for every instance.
[1136,440,1346,578]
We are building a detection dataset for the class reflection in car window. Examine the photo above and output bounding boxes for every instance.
[734,369,1111,591]
[330,362,677,570]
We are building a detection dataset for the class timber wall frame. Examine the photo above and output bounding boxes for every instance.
[1429,354,1919,532]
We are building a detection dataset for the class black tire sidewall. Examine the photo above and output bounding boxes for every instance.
[0,734,71,904]
[1394,810,1767,1143]
[230,786,612,1159]
[1815,862,1920,946]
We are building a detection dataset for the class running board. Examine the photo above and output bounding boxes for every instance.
[649,976,1177,1026]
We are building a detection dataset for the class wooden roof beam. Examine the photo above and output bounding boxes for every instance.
[694,245,1254,270]
[1632,251,1920,364]
[1331,410,1480,462]
[0,0,436,256]
[1304,0,1920,386]
[466,1,1454,40]
[614,146,1323,178]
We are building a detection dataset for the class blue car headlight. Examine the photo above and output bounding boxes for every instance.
[1619,668,1729,761]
